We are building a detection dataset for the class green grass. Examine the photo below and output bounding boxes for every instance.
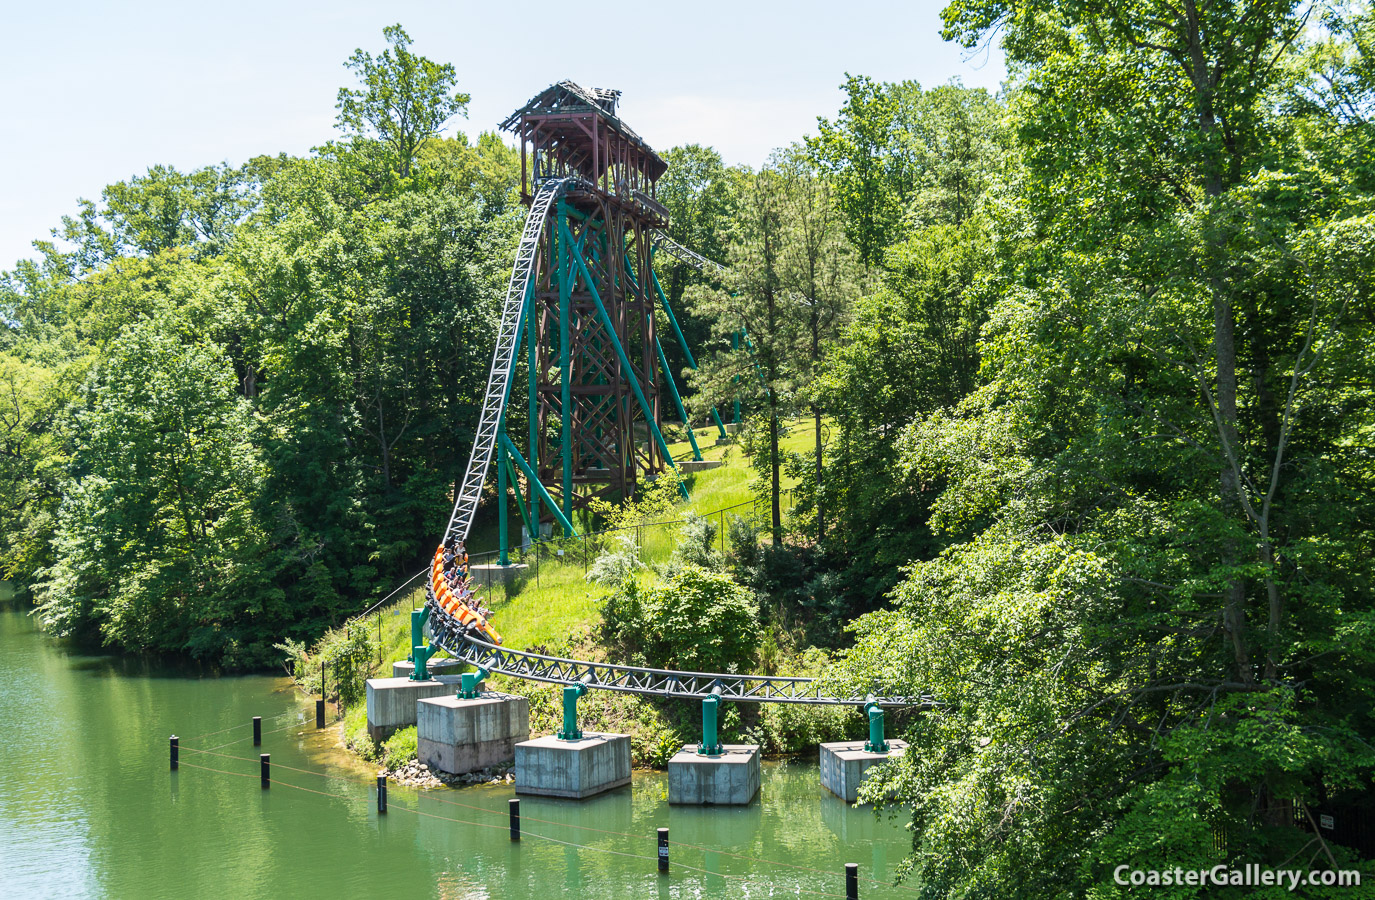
[320,417,812,676]
[313,416,860,766]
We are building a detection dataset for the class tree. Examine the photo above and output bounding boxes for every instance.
[653,145,739,380]
[688,163,796,544]
[775,148,855,542]
[809,76,1007,264]
[829,0,1375,892]
[34,315,273,663]
[335,24,470,180]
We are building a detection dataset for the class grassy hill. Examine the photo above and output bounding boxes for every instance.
[292,417,855,769]
[338,418,814,662]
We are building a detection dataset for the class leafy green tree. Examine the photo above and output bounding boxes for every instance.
[810,75,919,265]
[829,0,1375,893]
[810,76,1007,264]
[653,145,739,382]
[688,163,798,544]
[35,316,273,662]
[775,147,855,541]
[335,24,470,180]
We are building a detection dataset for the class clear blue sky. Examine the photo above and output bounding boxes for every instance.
[0,0,1004,270]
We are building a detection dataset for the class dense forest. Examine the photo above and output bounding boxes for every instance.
[4,3,1375,894]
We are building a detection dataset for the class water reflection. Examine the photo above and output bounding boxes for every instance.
[1,606,918,898]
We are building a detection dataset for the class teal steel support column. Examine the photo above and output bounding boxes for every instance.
[408,606,430,662]
[501,433,577,536]
[459,667,490,700]
[558,683,587,741]
[731,331,742,425]
[527,271,540,533]
[564,223,687,499]
[650,263,727,439]
[410,607,434,681]
[625,258,702,462]
[557,201,573,530]
[655,337,702,461]
[497,440,509,565]
[504,453,535,538]
[864,699,889,753]
[698,688,723,756]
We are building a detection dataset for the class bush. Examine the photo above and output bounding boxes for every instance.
[586,532,644,586]
[382,726,418,769]
[602,564,760,673]
[663,513,723,575]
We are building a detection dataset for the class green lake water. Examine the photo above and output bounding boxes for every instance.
[0,602,916,898]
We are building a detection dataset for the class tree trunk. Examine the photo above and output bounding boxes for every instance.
[814,405,824,542]
[769,389,781,545]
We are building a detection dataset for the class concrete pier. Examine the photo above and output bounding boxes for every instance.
[416,692,530,776]
[678,459,723,473]
[819,739,908,803]
[468,564,528,586]
[390,658,464,678]
[667,744,760,805]
[514,733,631,799]
[365,676,461,742]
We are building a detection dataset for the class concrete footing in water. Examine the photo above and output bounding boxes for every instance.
[417,692,530,776]
[365,676,461,742]
[667,744,760,805]
[514,733,632,799]
[819,739,909,803]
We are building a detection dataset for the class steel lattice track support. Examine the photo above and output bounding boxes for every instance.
[428,624,931,708]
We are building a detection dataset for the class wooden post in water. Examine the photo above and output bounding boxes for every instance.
[169,735,178,771]
[509,798,520,841]
[252,716,261,746]
[316,698,325,728]
[377,775,387,814]
[260,754,270,789]
[657,828,669,873]
[846,863,859,899]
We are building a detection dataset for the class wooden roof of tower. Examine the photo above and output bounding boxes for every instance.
[501,80,669,183]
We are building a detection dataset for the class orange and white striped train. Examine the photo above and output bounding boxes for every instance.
[430,545,503,645]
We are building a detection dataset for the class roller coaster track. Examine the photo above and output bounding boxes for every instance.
[444,176,583,544]
[653,233,726,275]
[442,629,929,709]
[425,175,924,709]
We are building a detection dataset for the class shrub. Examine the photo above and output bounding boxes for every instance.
[650,565,759,673]
[664,513,723,575]
[586,532,644,586]
[602,565,760,673]
[382,726,418,769]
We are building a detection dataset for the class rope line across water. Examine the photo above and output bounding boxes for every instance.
[175,745,913,893]
[175,759,858,898]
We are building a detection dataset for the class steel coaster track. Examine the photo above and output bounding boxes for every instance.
[438,630,930,709]
[444,177,582,543]
[427,179,926,708]
[653,232,726,274]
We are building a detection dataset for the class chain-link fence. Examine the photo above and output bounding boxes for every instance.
[311,489,797,710]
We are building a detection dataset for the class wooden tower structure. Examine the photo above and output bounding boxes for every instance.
[499,82,681,529]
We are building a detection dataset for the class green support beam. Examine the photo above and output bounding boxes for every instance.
[500,433,577,536]
[564,223,687,499]
[655,337,702,461]
[558,683,587,741]
[527,261,540,533]
[557,200,573,529]
[624,258,702,462]
[503,449,536,539]
[650,261,728,439]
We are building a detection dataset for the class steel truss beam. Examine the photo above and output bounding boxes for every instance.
[434,631,931,709]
